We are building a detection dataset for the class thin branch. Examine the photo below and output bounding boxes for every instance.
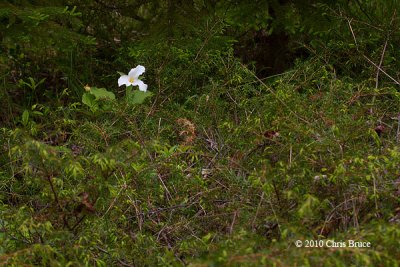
[347,19,400,86]
[363,55,400,85]
[354,0,373,22]
[158,172,172,201]
[102,182,126,219]
[71,215,86,231]
[375,39,388,88]
[348,18,358,49]
[229,210,238,234]
[251,192,264,229]
[142,203,195,217]
[375,10,396,88]
[46,175,61,209]
[243,63,312,126]
[396,113,400,144]
[95,246,134,267]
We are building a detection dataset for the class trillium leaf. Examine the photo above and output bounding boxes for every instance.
[89,87,115,100]
[126,89,153,105]
[82,92,99,112]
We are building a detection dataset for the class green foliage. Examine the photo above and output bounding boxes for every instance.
[2,0,400,266]
[82,87,115,112]
[0,0,97,116]
[126,89,153,105]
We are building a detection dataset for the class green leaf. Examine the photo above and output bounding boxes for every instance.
[32,111,43,116]
[89,87,115,100]
[298,194,320,218]
[126,89,153,105]
[21,110,29,126]
[82,93,98,112]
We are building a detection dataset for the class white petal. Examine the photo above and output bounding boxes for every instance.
[128,65,145,79]
[133,79,148,92]
[118,75,131,87]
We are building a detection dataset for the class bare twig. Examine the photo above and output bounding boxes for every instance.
[229,210,238,234]
[243,63,312,126]
[348,18,358,48]
[375,10,397,88]
[375,39,388,89]
[347,19,400,86]
[363,55,400,85]
[71,215,86,231]
[320,197,359,236]
[102,182,126,218]
[95,246,134,267]
[396,113,400,144]
[46,175,61,209]
[142,203,195,217]
[157,172,172,201]
[267,198,281,235]
[251,192,265,229]
[127,195,143,231]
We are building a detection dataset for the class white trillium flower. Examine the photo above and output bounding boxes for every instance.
[118,65,148,92]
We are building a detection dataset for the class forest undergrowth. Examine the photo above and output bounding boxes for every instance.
[1,1,400,266]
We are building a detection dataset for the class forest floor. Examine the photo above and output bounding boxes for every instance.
[2,53,400,266]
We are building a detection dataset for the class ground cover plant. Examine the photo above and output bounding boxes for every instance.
[1,0,400,266]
